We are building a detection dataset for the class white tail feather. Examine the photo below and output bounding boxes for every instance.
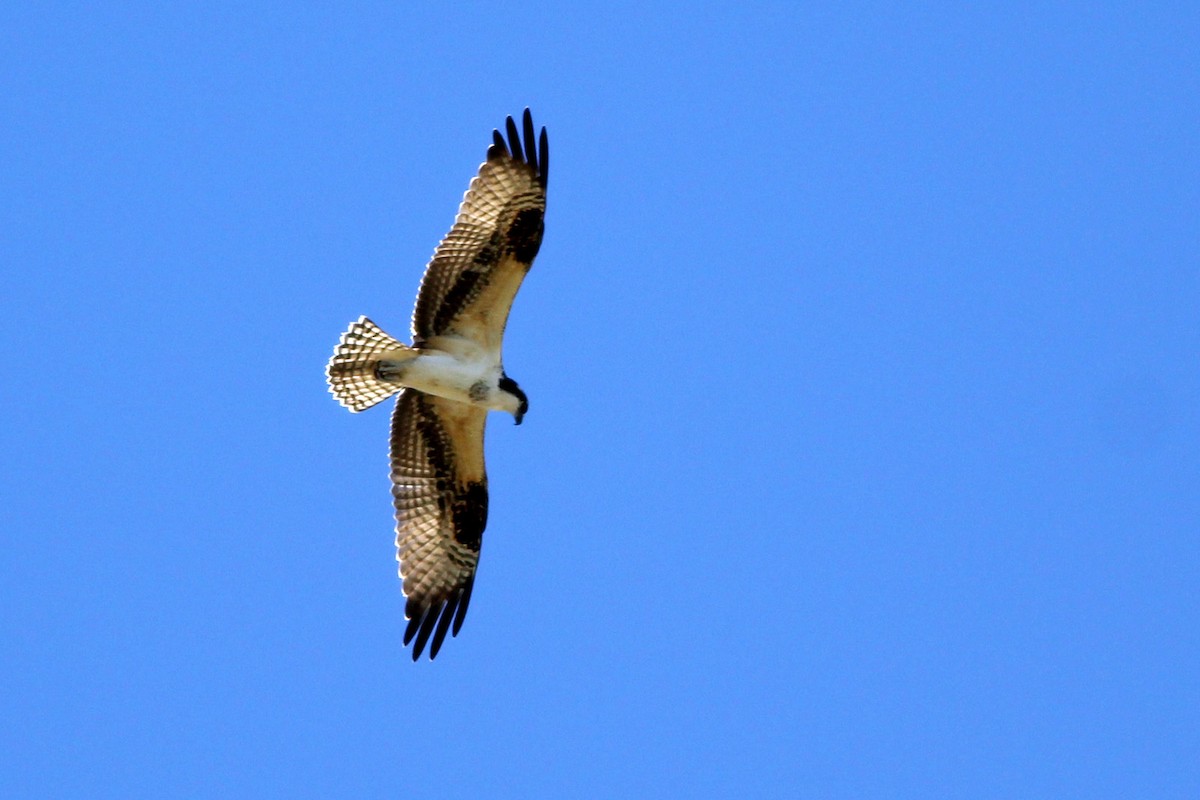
[326,316,415,412]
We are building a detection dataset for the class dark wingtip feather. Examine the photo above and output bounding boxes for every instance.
[452,577,475,636]
[491,130,507,157]
[522,109,537,169]
[403,607,423,646]
[538,125,549,188]
[505,116,522,163]
[429,596,459,658]
[411,601,444,661]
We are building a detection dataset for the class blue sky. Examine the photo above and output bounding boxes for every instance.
[2,3,1197,797]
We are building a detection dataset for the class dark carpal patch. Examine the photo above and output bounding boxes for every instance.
[453,482,488,550]
[506,208,544,264]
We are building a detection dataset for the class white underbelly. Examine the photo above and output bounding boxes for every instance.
[384,351,501,409]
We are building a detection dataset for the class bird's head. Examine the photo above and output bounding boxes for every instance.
[498,375,528,425]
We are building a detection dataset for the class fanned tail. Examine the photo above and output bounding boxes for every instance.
[327,316,416,412]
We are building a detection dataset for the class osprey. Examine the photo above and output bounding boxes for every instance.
[327,109,548,661]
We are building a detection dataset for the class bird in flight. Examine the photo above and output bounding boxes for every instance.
[326,109,548,661]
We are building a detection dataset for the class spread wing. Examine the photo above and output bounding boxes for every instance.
[389,389,489,660]
[411,108,549,352]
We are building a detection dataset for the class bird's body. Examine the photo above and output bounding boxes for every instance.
[377,340,516,414]
[326,109,548,660]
